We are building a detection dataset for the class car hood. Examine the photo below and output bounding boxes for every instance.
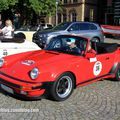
[22,50,73,66]
[1,50,79,82]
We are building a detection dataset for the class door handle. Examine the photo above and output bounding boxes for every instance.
[106,57,109,60]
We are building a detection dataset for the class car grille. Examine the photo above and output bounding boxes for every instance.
[32,34,47,47]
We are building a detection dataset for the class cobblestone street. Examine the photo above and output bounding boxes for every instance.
[0,38,120,120]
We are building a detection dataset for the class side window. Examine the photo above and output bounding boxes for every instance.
[90,24,97,30]
[53,40,61,48]
[68,23,79,31]
[47,24,53,28]
[79,23,90,30]
[46,38,61,49]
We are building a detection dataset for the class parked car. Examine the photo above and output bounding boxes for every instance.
[0,35,119,101]
[0,36,41,57]
[101,25,120,38]
[14,24,53,41]
[32,22,104,48]
[40,23,53,30]
[14,25,39,41]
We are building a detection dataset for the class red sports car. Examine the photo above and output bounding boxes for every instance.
[0,35,119,101]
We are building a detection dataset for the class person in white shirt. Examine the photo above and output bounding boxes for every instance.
[0,20,14,38]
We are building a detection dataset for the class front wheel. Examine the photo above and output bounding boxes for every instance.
[50,72,75,101]
[115,65,120,81]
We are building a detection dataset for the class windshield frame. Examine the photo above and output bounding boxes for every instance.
[45,35,88,56]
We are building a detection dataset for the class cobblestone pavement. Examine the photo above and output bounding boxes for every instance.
[0,38,120,120]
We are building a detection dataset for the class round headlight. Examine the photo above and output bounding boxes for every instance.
[0,58,4,67]
[30,68,39,79]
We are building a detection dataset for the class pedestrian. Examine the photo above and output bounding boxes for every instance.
[0,19,14,38]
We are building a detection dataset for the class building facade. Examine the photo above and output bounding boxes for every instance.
[45,0,98,25]
[114,0,120,25]
[98,0,120,25]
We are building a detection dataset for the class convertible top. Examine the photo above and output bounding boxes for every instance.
[95,42,118,54]
[0,37,25,43]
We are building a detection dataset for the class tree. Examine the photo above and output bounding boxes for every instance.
[29,0,56,16]
[0,0,18,11]
[15,0,57,25]
[0,0,57,27]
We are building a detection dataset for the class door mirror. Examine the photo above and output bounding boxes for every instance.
[85,52,96,58]
[68,28,73,32]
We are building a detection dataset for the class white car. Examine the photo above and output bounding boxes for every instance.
[0,37,41,57]
[14,24,53,41]
[14,26,37,41]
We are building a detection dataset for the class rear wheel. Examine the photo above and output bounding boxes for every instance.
[115,65,120,81]
[91,37,100,42]
[50,72,75,101]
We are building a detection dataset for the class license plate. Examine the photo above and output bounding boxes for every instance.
[1,84,14,94]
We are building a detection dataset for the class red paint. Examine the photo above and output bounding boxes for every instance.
[0,37,120,98]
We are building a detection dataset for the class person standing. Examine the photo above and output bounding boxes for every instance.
[0,19,14,38]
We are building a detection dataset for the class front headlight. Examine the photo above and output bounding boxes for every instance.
[0,58,4,67]
[30,68,39,79]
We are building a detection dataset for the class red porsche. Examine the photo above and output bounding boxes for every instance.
[0,35,119,101]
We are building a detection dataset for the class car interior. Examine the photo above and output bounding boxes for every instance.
[91,42,118,54]
[45,36,88,56]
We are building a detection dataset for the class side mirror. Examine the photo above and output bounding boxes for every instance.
[85,52,96,59]
[68,28,73,32]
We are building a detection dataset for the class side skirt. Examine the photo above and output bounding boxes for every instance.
[76,73,111,87]
[76,62,119,87]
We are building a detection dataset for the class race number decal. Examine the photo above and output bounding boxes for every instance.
[93,61,102,76]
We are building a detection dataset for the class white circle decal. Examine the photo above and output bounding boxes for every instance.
[93,61,102,76]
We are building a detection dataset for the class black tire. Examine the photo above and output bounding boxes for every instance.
[115,65,120,81]
[50,72,75,101]
[91,37,100,42]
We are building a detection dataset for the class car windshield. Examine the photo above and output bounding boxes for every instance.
[45,35,87,55]
[53,22,71,31]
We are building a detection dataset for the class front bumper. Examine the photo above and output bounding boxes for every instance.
[32,35,46,48]
[0,72,46,99]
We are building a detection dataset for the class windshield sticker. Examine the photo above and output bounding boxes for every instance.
[93,61,102,76]
[90,57,97,62]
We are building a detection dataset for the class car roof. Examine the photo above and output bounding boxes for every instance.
[63,21,98,25]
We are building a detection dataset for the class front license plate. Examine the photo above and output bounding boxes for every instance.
[1,84,14,94]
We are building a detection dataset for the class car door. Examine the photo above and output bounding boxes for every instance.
[77,23,98,38]
[67,23,80,35]
[95,52,115,76]
[75,52,115,85]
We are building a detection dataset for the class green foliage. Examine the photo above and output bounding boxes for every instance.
[0,0,58,25]
[29,0,56,16]
[0,0,18,11]
[0,0,57,16]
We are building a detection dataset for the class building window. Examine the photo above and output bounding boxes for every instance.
[72,12,77,21]
[69,10,77,22]
[63,13,67,22]
[72,11,77,22]
[73,0,78,3]
[58,13,62,24]
[89,9,94,21]
[64,0,67,3]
